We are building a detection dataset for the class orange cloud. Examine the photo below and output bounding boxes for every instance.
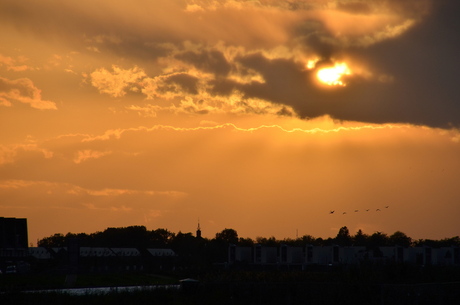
[0,54,34,72]
[141,72,202,100]
[0,179,187,200]
[73,150,112,164]
[81,203,133,212]
[305,3,428,47]
[0,143,54,165]
[90,65,146,97]
[0,77,57,110]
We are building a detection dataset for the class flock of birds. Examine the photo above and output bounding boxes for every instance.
[329,206,389,215]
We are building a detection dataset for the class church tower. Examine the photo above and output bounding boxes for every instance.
[196,219,202,238]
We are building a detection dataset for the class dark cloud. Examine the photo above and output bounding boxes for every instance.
[235,54,318,109]
[207,53,336,118]
[304,32,338,61]
[2,0,458,127]
[175,50,232,77]
[164,73,200,95]
[340,0,460,127]
[202,0,460,128]
[336,2,372,14]
[383,0,432,19]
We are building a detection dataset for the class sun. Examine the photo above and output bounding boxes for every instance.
[316,63,351,86]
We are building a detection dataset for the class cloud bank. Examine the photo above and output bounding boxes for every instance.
[1,0,458,127]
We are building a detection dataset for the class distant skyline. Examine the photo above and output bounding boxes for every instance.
[1,0,459,245]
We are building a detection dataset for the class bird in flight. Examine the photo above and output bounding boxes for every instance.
[343,212,347,214]
[329,210,335,214]
[365,209,370,212]
[385,206,389,208]
[376,209,381,211]
[354,210,359,212]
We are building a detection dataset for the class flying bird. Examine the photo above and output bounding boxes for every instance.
[354,210,359,212]
[385,206,389,208]
[365,209,370,212]
[329,210,335,214]
[343,212,347,214]
[376,209,381,211]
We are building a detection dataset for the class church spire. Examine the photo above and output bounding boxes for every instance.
[196,218,202,238]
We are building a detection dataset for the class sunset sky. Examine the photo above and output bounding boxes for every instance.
[1,0,459,245]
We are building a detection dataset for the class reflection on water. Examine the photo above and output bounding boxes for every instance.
[25,284,180,296]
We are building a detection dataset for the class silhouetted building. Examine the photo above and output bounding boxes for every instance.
[28,247,52,260]
[67,238,80,273]
[0,217,28,258]
[227,244,460,268]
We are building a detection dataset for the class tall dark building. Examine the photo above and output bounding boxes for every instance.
[0,217,28,251]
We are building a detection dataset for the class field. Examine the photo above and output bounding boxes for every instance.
[1,266,460,304]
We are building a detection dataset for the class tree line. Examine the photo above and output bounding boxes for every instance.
[38,226,460,250]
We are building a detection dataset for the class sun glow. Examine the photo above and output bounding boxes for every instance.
[317,63,351,86]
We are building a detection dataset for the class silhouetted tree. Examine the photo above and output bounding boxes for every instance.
[215,228,239,244]
[315,237,325,246]
[238,237,254,247]
[170,232,197,251]
[207,229,240,264]
[300,234,317,245]
[148,228,174,247]
[389,231,412,247]
[369,231,389,249]
[256,236,278,247]
[64,232,92,246]
[441,236,460,247]
[93,226,149,248]
[353,229,369,247]
[335,226,352,246]
[169,231,204,267]
[38,233,66,248]
[282,238,297,246]
[414,236,460,248]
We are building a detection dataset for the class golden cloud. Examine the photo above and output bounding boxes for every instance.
[0,77,57,110]
[90,65,146,97]
[0,54,35,72]
[0,179,187,199]
[73,150,112,164]
[0,143,54,165]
